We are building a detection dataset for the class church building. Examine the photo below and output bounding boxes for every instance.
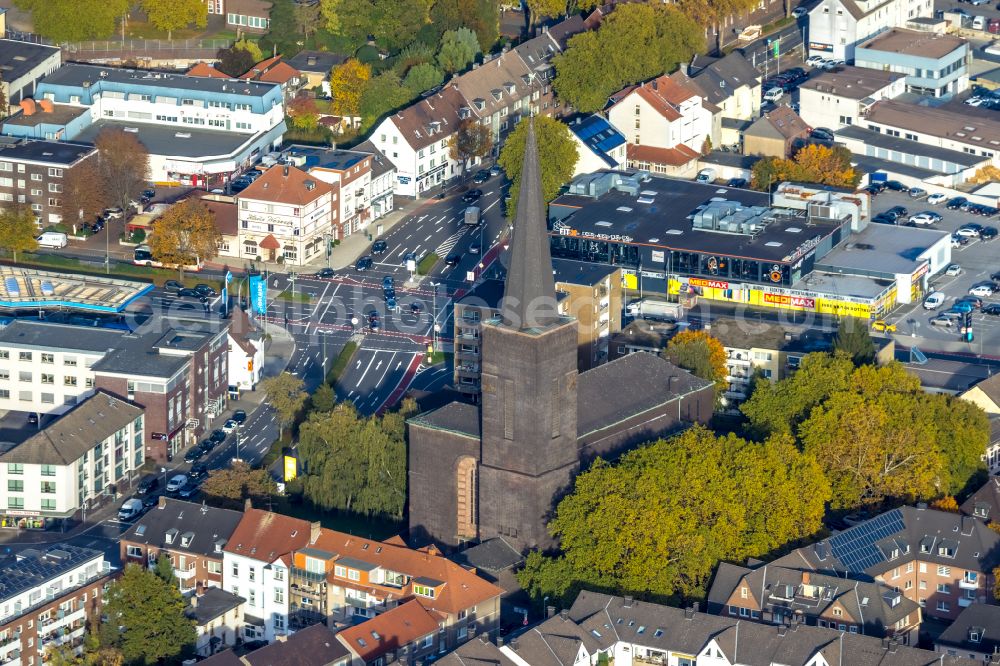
[407,121,715,552]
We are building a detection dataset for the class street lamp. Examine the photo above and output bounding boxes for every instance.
[430,282,441,352]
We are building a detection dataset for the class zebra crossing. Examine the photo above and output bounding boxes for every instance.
[434,228,469,257]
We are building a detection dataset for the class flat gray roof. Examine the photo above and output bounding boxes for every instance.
[794,271,894,299]
[40,63,276,97]
[73,119,257,159]
[851,154,943,180]
[817,224,948,277]
[837,125,984,169]
[0,39,60,83]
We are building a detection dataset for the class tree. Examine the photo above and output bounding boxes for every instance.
[329,59,371,118]
[447,118,493,179]
[394,43,437,75]
[99,564,195,665]
[525,0,567,26]
[259,372,308,433]
[662,329,727,395]
[152,554,177,587]
[930,496,960,513]
[498,115,578,216]
[294,1,322,40]
[0,74,7,119]
[677,0,758,53]
[202,460,278,509]
[359,71,414,131]
[751,144,859,190]
[517,427,830,604]
[215,45,257,78]
[95,128,150,215]
[287,95,320,131]
[0,205,39,262]
[403,63,444,95]
[429,0,499,52]
[553,4,704,113]
[321,0,431,51]
[147,199,221,279]
[234,36,264,63]
[436,27,481,74]
[140,0,207,40]
[297,399,417,518]
[311,383,336,413]
[62,160,110,232]
[833,317,876,366]
[14,0,129,42]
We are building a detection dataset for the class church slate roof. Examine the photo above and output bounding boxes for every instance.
[408,401,480,439]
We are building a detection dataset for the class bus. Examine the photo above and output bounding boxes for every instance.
[133,245,203,272]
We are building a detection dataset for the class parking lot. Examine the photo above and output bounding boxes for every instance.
[869,191,1000,354]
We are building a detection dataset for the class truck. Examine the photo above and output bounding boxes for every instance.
[117,498,143,521]
[626,298,685,322]
[464,206,481,226]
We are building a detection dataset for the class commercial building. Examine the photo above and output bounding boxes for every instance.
[0,137,97,227]
[236,164,336,266]
[0,39,60,107]
[567,115,627,176]
[806,0,933,62]
[798,65,905,130]
[0,391,143,528]
[855,29,968,98]
[8,63,286,186]
[296,147,372,238]
[354,140,395,223]
[120,496,244,594]
[935,604,1000,662]
[0,545,113,666]
[743,105,810,158]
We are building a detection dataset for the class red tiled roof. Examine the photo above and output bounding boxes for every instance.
[336,601,439,662]
[627,143,700,167]
[237,164,333,206]
[613,74,701,122]
[224,508,313,562]
[187,62,229,79]
[259,234,280,251]
[239,56,301,85]
[193,193,237,236]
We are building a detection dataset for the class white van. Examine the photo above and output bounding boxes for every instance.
[696,168,717,184]
[36,232,67,249]
[762,87,784,103]
[118,498,143,521]
[923,291,946,310]
[973,15,987,30]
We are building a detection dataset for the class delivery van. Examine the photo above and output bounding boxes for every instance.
[923,292,946,310]
[118,498,143,521]
[36,232,67,249]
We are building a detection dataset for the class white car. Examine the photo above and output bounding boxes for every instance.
[908,213,939,225]
[966,97,986,107]
[970,284,995,297]
[792,6,809,17]
[166,474,188,493]
[806,55,826,67]
[945,264,962,276]
[955,226,980,238]
[762,87,784,103]
[927,193,947,205]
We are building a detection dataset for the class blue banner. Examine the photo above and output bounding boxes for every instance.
[248,274,267,315]
[225,270,233,285]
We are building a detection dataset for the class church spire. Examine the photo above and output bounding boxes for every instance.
[501,118,559,330]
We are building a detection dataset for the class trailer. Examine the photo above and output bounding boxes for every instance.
[626,298,685,322]
[464,206,481,226]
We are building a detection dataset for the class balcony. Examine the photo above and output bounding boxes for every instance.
[0,637,19,655]
[728,355,751,366]
[174,567,196,581]
[456,364,480,375]
[39,607,86,637]
[958,578,978,590]
[958,597,974,608]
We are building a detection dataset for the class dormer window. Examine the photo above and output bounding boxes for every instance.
[474,99,485,111]
[969,628,983,644]
[165,529,178,545]
[938,546,955,558]
[413,584,436,599]
[180,532,194,548]
[491,89,502,102]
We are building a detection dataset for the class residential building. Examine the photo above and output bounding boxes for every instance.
[228,308,265,392]
[806,0,934,62]
[286,528,502,647]
[707,563,921,642]
[688,53,762,146]
[855,29,968,98]
[225,0,272,33]
[0,137,97,227]
[188,587,246,658]
[300,148,372,238]
[608,73,714,177]
[287,51,348,95]
[437,591,978,666]
[0,391,143,529]
[223,508,317,642]
[354,140,395,222]
[566,115,627,176]
[0,545,112,666]
[935,604,1000,662]
[772,505,1000,622]
[743,105,810,158]
[236,164,336,265]
[959,373,1000,417]
[9,63,286,187]
[120,496,244,594]
[196,192,240,261]
[960,476,1000,522]
[188,56,302,97]
[92,317,231,463]
[798,65,905,130]
[553,260,623,370]
[0,39,61,106]
[607,319,672,362]
[337,600,441,666]
[241,623,350,666]
[408,125,715,551]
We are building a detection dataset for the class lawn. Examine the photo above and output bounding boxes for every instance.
[417,253,439,275]
[124,20,202,41]
[327,341,359,384]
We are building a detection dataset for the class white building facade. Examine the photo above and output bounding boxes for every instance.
[807,0,933,62]
[222,551,290,642]
[608,76,715,155]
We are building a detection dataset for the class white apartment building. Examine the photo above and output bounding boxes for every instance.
[807,0,933,62]
[356,141,395,221]
[236,164,335,266]
[0,391,143,526]
[303,149,373,238]
[798,66,905,130]
[0,321,124,416]
[223,509,316,643]
[228,310,264,392]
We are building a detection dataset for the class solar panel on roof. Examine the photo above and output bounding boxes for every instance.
[828,508,905,574]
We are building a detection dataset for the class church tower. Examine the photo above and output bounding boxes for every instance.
[477,120,580,550]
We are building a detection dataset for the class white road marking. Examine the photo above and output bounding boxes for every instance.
[355,353,378,387]
[424,234,432,241]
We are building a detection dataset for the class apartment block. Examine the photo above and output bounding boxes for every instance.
[798,66,904,131]
[120,497,244,594]
[0,545,113,666]
[301,148,373,239]
[336,601,442,666]
[0,138,97,227]
[807,0,933,61]
[188,587,245,658]
[855,29,968,98]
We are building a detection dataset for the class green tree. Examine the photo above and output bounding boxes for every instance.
[436,27,481,74]
[833,317,876,366]
[498,115,578,216]
[215,45,257,78]
[234,36,264,63]
[751,145,859,190]
[147,199,221,279]
[0,205,39,262]
[518,427,830,604]
[663,329,727,395]
[321,0,431,51]
[311,383,336,412]
[403,63,444,95]
[287,95,321,131]
[260,0,301,58]
[152,554,177,587]
[359,71,414,131]
[259,372,308,433]
[294,1,322,40]
[14,0,129,42]
[201,460,278,510]
[429,0,499,52]
[526,0,567,25]
[553,4,704,113]
[99,564,195,665]
[447,118,493,179]
[394,43,437,75]
[140,0,207,40]
[297,399,417,518]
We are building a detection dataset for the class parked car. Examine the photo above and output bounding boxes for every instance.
[956,224,982,237]
[103,207,124,220]
[696,168,717,183]
[762,87,784,103]
[118,499,144,521]
[183,447,204,463]
[946,197,968,209]
[872,213,897,225]
[727,177,748,188]
[909,212,939,225]
[927,193,948,205]
[222,419,238,434]
[372,239,388,255]
[923,292,946,309]
[198,439,215,453]
[810,127,835,141]
[983,226,999,240]
[984,303,1000,315]
[970,284,995,297]
[951,300,976,313]
[871,320,896,333]
[473,169,490,183]
[355,256,373,271]
[908,187,927,199]
[793,6,809,16]
[806,55,826,66]
[166,474,188,493]
[232,409,247,424]
[189,463,209,481]
[945,264,962,276]
[210,429,227,443]
[177,484,199,499]
[884,205,908,220]
[490,164,502,177]
[883,180,908,192]
[136,475,159,495]
[930,314,957,327]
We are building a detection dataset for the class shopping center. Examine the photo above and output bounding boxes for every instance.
[548,173,950,319]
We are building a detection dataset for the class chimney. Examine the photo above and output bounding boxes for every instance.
[559,609,568,621]
[310,521,321,544]
[244,497,253,511]
[802,572,810,585]
[510,638,519,651]
[546,605,556,618]
[283,164,290,177]
[158,495,168,509]
[888,640,898,654]
[497,637,504,648]
[190,593,199,608]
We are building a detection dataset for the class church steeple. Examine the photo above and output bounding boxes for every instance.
[501,118,560,330]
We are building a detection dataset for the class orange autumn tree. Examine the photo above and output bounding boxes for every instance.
[329,58,371,118]
[752,144,859,190]
[930,496,960,513]
[662,329,728,396]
